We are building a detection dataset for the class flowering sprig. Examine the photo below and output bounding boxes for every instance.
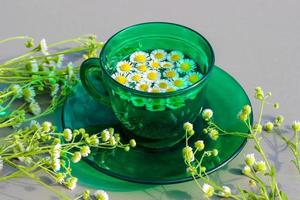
[182,86,298,199]
[0,35,104,129]
[0,121,135,199]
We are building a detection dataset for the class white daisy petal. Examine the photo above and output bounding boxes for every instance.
[145,70,161,82]
[148,60,161,70]
[130,51,149,63]
[150,49,167,61]
[172,77,188,89]
[177,59,196,73]
[135,63,149,73]
[135,81,151,92]
[167,50,184,62]
[187,72,203,84]
[116,61,133,73]
[128,73,143,83]
[111,72,128,85]
[163,69,179,80]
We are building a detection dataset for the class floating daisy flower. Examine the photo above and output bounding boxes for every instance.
[135,81,151,92]
[161,61,174,69]
[111,72,128,85]
[187,72,203,84]
[130,51,149,63]
[145,70,161,82]
[172,78,187,89]
[149,87,161,93]
[128,73,143,83]
[150,49,167,61]
[163,69,179,80]
[177,59,196,73]
[166,87,175,92]
[148,60,161,69]
[135,63,149,73]
[156,80,171,90]
[116,61,132,73]
[167,50,184,62]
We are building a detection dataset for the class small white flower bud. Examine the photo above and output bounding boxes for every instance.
[263,121,274,132]
[202,183,214,197]
[129,139,136,148]
[245,153,255,166]
[242,165,251,175]
[182,146,195,163]
[254,161,267,172]
[183,122,193,132]
[194,140,205,151]
[65,177,78,190]
[72,152,82,163]
[292,121,300,132]
[101,130,110,142]
[220,186,231,197]
[94,190,109,200]
[80,146,91,157]
[202,109,213,121]
[52,158,61,172]
[209,129,219,140]
[42,121,52,132]
[63,128,73,142]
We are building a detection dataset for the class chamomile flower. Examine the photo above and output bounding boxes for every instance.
[150,49,167,61]
[39,38,49,55]
[135,81,151,92]
[128,73,143,83]
[111,72,128,85]
[161,61,174,69]
[135,63,149,73]
[130,51,149,63]
[167,50,184,62]
[177,59,196,73]
[148,60,161,69]
[145,70,161,82]
[166,87,175,92]
[116,61,133,73]
[187,72,203,84]
[28,101,41,116]
[156,80,171,90]
[172,78,187,89]
[149,87,161,93]
[163,69,179,80]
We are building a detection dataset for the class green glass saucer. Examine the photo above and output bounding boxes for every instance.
[62,66,252,184]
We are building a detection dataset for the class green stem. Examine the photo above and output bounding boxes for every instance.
[4,159,70,200]
[0,36,33,44]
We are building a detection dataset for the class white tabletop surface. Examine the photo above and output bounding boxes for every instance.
[0,1,299,199]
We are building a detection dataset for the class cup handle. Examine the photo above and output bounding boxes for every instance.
[80,58,111,107]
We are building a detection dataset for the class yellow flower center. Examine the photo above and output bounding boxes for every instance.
[134,54,147,63]
[171,54,180,62]
[119,63,132,72]
[115,76,127,85]
[150,61,160,69]
[189,74,199,83]
[166,87,175,92]
[173,79,184,87]
[180,63,191,71]
[131,74,141,82]
[163,63,172,68]
[165,70,176,78]
[139,83,149,91]
[147,72,157,81]
[151,88,160,93]
[154,53,164,59]
[137,64,148,72]
[158,82,168,89]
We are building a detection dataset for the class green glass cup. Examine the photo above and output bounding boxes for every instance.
[80,22,215,149]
